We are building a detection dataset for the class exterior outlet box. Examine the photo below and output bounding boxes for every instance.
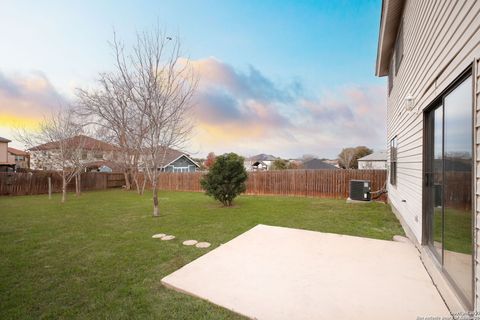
[349,180,371,201]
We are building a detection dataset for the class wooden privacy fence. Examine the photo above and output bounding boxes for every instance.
[1,170,387,200]
[0,172,125,196]
[144,169,387,200]
[245,170,387,199]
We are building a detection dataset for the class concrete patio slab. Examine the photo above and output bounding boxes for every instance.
[162,224,450,320]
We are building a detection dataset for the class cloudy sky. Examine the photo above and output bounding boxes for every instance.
[0,0,386,159]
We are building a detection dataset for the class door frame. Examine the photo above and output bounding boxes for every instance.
[421,65,475,309]
[423,101,444,264]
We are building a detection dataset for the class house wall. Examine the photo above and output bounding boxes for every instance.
[0,142,9,163]
[30,149,115,170]
[8,153,29,169]
[386,0,480,309]
[358,160,387,170]
[163,156,197,172]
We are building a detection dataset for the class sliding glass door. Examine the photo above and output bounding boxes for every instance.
[425,74,473,308]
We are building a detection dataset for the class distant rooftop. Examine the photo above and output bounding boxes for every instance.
[29,135,119,152]
[302,159,338,170]
[249,154,278,161]
[358,150,387,162]
[0,136,12,143]
[8,147,29,156]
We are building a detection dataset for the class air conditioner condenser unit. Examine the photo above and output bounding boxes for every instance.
[349,180,371,201]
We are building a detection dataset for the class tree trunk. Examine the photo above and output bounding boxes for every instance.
[61,173,67,203]
[75,174,78,196]
[48,177,52,200]
[133,172,141,194]
[75,173,81,196]
[152,182,159,217]
[78,173,81,195]
[140,176,147,195]
[124,171,131,190]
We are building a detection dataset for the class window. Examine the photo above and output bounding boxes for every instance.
[390,136,397,185]
[395,21,404,75]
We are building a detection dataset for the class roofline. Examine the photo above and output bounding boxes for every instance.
[375,0,406,76]
[163,154,200,168]
[28,135,119,151]
[7,147,29,156]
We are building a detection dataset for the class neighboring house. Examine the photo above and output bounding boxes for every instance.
[149,147,200,172]
[29,135,120,171]
[302,158,338,170]
[357,151,387,170]
[376,0,480,312]
[244,154,278,171]
[29,135,199,173]
[0,137,15,172]
[244,160,268,171]
[323,159,339,168]
[7,147,30,170]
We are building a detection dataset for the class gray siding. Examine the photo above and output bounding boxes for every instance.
[386,0,480,308]
[163,155,197,172]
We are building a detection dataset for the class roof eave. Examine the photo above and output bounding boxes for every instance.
[375,0,406,77]
[162,153,200,168]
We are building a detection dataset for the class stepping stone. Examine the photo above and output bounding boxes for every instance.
[161,235,175,241]
[152,233,166,239]
[393,235,411,244]
[183,240,198,246]
[196,242,211,248]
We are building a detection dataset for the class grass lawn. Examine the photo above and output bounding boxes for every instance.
[434,207,472,254]
[0,190,404,319]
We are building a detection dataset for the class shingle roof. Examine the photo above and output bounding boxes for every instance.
[144,147,199,168]
[8,147,29,156]
[0,136,11,143]
[158,147,184,167]
[358,151,387,162]
[302,159,338,170]
[249,154,278,161]
[29,135,119,152]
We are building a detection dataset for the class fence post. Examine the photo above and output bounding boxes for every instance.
[48,177,52,199]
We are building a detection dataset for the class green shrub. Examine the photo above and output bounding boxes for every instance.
[200,153,248,206]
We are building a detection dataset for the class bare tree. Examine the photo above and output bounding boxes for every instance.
[76,71,145,192]
[338,146,373,169]
[338,148,356,169]
[80,27,197,216]
[133,31,197,217]
[17,108,87,203]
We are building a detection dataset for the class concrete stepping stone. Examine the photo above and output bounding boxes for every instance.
[161,235,175,241]
[393,235,411,244]
[183,240,198,246]
[152,233,166,239]
[196,242,211,248]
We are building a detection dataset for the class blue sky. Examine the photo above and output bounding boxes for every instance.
[0,0,386,158]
